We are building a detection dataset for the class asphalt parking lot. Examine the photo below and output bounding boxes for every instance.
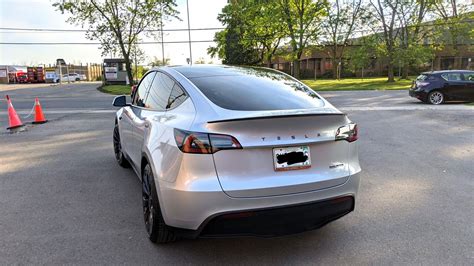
[0,83,473,264]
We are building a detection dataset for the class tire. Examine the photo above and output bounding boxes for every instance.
[75,78,80,81]
[113,124,130,168]
[428,91,444,105]
[142,164,177,243]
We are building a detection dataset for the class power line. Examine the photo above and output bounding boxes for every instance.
[0,40,216,45]
[0,20,472,46]
[0,27,225,32]
[0,19,471,33]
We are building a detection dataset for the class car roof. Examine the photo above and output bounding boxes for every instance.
[422,70,474,75]
[169,65,274,79]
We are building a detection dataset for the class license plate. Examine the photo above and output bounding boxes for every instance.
[273,146,311,171]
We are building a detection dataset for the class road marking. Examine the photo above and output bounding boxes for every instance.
[0,109,117,115]
[340,106,473,111]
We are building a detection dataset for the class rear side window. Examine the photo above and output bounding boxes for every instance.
[464,73,474,82]
[167,85,187,109]
[189,72,323,111]
[145,72,174,110]
[133,72,156,107]
[441,73,462,81]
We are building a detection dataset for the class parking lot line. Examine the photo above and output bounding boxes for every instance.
[0,109,117,115]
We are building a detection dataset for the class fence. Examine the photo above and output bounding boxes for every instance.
[44,63,103,81]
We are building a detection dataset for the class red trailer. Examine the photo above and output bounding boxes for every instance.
[27,67,45,83]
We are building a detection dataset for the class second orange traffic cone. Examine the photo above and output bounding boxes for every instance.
[5,95,24,130]
[32,97,47,124]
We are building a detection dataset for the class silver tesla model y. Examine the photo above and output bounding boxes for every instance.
[112,65,361,243]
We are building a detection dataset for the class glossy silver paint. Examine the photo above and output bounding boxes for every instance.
[116,65,361,230]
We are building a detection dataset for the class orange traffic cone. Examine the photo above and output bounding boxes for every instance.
[32,97,47,124]
[5,95,24,130]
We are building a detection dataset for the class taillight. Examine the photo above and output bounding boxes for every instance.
[335,123,358,142]
[416,81,429,87]
[174,129,242,154]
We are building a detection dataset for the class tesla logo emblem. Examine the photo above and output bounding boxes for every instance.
[260,133,322,141]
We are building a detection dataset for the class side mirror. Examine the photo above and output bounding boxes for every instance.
[112,95,129,107]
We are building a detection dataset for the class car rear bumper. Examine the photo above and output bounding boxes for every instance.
[198,195,354,237]
[409,89,428,100]
[156,172,360,238]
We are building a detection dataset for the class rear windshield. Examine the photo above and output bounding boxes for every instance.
[188,69,324,111]
[416,75,428,81]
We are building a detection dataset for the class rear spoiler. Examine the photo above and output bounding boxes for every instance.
[207,112,346,124]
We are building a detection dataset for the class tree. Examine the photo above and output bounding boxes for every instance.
[367,0,402,82]
[348,36,377,79]
[132,65,149,80]
[246,1,287,67]
[277,0,327,79]
[149,57,170,67]
[395,0,434,79]
[322,0,362,79]
[194,57,206,64]
[54,0,178,84]
[432,0,474,69]
[208,2,260,65]
[208,0,285,66]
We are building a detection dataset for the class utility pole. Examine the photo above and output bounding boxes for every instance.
[186,0,192,65]
[160,5,165,65]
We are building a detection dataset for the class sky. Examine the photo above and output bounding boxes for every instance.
[0,0,227,66]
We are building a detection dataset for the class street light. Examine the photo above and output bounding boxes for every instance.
[186,0,192,65]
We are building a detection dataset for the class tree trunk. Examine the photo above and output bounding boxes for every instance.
[123,54,134,85]
[402,66,409,80]
[293,59,301,79]
[266,55,272,68]
[332,60,338,79]
[387,62,395,82]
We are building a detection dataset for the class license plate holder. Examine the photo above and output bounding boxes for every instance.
[273,146,311,171]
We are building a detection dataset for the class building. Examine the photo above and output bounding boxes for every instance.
[271,43,473,79]
[103,58,128,85]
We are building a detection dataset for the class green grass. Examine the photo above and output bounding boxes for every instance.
[98,84,131,95]
[301,76,414,91]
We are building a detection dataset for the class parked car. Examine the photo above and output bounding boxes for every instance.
[54,73,86,83]
[409,70,474,104]
[112,65,361,243]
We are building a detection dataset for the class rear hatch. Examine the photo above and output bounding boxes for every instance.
[208,112,351,198]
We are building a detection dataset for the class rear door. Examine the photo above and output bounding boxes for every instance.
[462,72,474,101]
[122,71,156,166]
[441,72,465,100]
[129,72,175,165]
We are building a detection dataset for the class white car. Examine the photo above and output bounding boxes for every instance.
[55,73,86,83]
[112,65,361,243]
